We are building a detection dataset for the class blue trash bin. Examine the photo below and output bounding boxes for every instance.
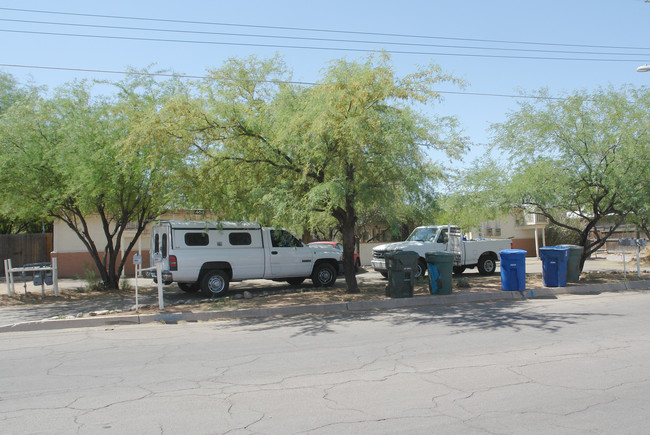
[499,249,527,291]
[539,246,570,287]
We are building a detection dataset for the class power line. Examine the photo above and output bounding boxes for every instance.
[1,17,648,58]
[0,62,577,100]
[1,28,645,62]
[1,6,648,52]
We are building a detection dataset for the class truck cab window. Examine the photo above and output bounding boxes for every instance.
[437,229,448,244]
[154,234,160,253]
[271,230,302,248]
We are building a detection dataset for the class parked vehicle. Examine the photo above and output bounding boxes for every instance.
[149,221,342,295]
[308,241,361,272]
[371,225,512,278]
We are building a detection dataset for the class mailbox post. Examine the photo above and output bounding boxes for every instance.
[618,238,648,278]
[133,254,142,311]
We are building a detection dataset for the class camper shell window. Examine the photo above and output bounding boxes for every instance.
[229,232,252,246]
[185,232,209,246]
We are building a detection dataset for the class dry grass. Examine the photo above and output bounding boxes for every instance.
[2,270,644,316]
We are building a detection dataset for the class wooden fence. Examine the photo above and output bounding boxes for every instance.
[0,233,52,275]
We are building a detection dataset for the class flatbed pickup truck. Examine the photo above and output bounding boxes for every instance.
[371,225,512,277]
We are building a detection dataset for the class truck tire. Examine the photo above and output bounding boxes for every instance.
[477,255,497,275]
[415,259,427,278]
[178,282,199,293]
[311,263,337,287]
[201,270,229,296]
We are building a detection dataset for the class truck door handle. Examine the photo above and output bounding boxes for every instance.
[271,251,278,255]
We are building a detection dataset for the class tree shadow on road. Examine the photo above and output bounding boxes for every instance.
[226,299,620,337]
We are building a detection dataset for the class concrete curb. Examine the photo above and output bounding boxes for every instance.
[1,279,649,333]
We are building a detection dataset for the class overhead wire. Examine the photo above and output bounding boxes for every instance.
[1,28,645,62]
[1,6,649,52]
[0,6,642,101]
[0,17,647,58]
[0,63,577,101]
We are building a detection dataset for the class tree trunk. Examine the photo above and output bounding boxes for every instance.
[341,219,359,294]
[337,190,359,294]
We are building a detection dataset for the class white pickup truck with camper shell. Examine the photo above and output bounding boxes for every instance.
[371,225,512,278]
[149,220,343,295]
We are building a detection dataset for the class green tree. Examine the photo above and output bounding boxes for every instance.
[0,73,180,289]
[436,158,510,233]
[164,54,466,293]
[0,72,50,233]
[491,86,649,270]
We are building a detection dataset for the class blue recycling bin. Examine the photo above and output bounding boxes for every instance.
[499,249,527,291]
[539,246,570,287]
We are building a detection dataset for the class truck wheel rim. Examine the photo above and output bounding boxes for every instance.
[318,269,332,284]
[485,259,495,272]
[208,275,225,293]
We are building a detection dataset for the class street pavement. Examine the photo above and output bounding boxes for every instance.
[0,255,648,332]
[1,291,650,434]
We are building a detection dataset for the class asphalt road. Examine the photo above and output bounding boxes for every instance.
[2,291,649,434]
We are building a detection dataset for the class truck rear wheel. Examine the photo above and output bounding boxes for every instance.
[201,270,229,296]
[477,255,497,275]
[312,263,337,287]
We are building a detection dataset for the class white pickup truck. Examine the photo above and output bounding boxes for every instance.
[371,225,512,278]
[149,220,342,295]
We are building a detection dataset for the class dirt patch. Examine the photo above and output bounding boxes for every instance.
[2,271,645,317]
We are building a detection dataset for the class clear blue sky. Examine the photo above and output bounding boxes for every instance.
[2,0,650,165]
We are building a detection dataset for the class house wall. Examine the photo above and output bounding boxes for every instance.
[53,218,155,278]
[52,210,220,279]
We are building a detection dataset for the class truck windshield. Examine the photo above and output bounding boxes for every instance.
[406,227,438,242]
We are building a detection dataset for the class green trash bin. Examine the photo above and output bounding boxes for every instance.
[425,251,455,295]
[384,251,419,298]
[557,244,583,283]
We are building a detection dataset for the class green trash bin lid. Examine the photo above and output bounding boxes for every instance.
[425,251,455,263]
[385,250,419,269]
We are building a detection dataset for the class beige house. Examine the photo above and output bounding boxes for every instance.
[52,210,212,278]
[471,212,548,258]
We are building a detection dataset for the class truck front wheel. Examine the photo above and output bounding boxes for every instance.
[201,270,230,296]
[477,255,497,275]
[415,259,427,278]
[312,263,337,287]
